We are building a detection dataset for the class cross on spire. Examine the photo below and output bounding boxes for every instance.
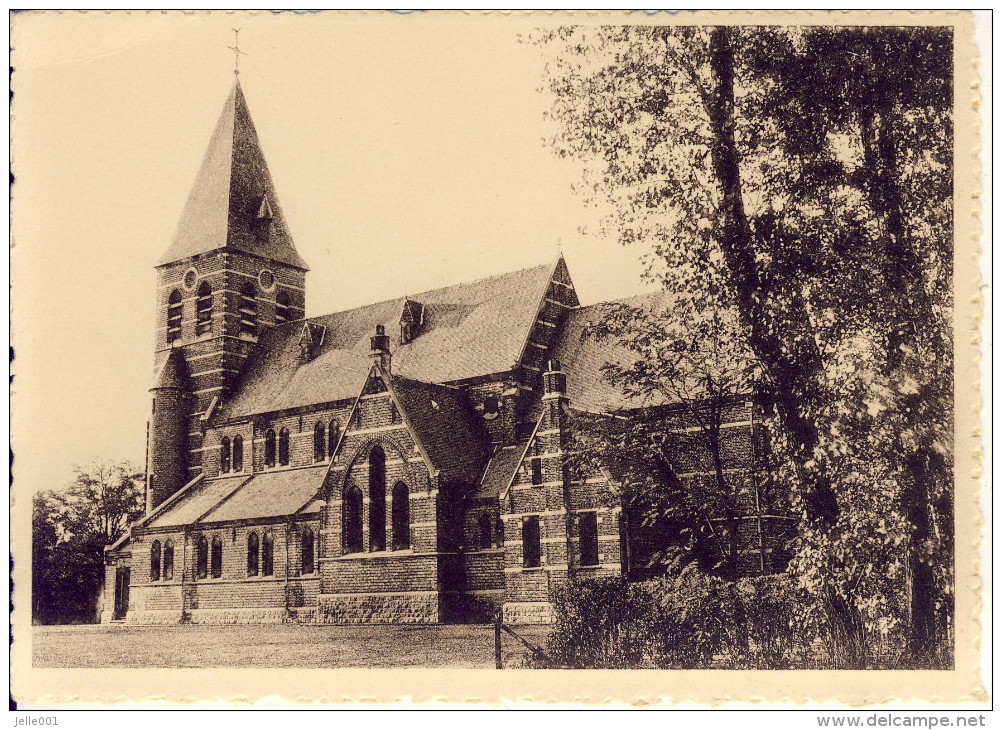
[227,28,247,76]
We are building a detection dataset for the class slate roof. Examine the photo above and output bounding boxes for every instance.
[153,348,189,389]
[145,474,251,529]
[552,291,675,413]
[217,262,555,420]
[158,80,308,270]
[391,376,491,485]
[475,444,525,500]
[199,466,326,524]
[143,467,325,530]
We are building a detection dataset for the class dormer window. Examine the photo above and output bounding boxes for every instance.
[196,281,213,336]
[239,283,257,336]
[399,299,424,344]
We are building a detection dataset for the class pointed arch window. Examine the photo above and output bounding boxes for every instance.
[247,532,260,576]
[262,532,275,576]
[343,485,364,554]
[196,281,213,336]
[166,290,183,343]
[265,429,276,468]
[314,422,326,462]
[276,291,292,324]
[278,428,290,466]
[163,539,174,581]
[368,446,386,552]
[240,282,257,336]
[196,535,209,580]
[150,540,162,582]
[210,536,223,578]
[392,482,410,551]
[232,435,244,472]
[220,437,231,473]
[477,514,492,551]
[301,526,315,574]
[328,420,339,457]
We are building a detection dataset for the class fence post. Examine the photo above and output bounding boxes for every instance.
[495,612,503,669]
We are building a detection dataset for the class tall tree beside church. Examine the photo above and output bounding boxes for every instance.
[31,461,143,623]
[532,25,953,665]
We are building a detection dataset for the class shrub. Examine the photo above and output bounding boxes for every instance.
[538,567,811,669]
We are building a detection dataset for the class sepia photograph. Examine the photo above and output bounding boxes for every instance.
[9,9,986,708]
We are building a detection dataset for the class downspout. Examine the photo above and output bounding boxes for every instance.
[180,527,190,623]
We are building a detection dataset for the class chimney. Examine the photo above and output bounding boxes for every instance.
[542,358,567,400]
[370,324,391,373]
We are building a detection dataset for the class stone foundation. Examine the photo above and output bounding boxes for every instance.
[316,592,440,624]
[125,609,185,625]
[187,607,287,624]
[502,601,555,625]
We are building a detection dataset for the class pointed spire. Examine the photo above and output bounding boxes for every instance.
[159,80,309,270]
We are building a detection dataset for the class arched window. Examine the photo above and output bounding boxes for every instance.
[211,536,223,578]
[579,512,599,567]
[495,517,504,549]
[163,539,174,581]
[196,535,208,579]
[262,532,275,576]
[522,517,541,568]
[477,514,492,551]
[301,526,315,574]
[392,482,410,551]
[232,435,244,472]
[278,428,290,466]
[166,289,183,344]
[247,532,259,576]
[328,419,339,457]
[368,446,386,552]
[239,282,257,336]
[220,437,231,473]
[196,281,213,336]
[150,540,162,582]
[313,422,325,462]
[275,291,292,324]
[265,429,276,468]
[343,485,364,554]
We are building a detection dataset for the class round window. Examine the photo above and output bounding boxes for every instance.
[258,269,276,292]
[182,267,198,291]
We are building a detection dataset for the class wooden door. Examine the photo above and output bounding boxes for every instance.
[113,567,130,620]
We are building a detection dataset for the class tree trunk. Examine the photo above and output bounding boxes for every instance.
[857,89,944,664]
[703,27,837,525]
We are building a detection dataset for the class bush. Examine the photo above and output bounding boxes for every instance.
[538,567,810,669]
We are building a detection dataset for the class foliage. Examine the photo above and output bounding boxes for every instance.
[531,24,953,666]
[31,461,144,624]
[538,568,823,669]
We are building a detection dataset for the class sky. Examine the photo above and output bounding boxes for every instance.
[11,11,656,493]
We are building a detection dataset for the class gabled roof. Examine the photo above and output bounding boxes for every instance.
[158,80,308,270]
[217,262,556,420]
[551,291,676,413]
[389,375,490,485]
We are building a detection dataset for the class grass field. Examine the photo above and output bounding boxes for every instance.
[32,623,551,669]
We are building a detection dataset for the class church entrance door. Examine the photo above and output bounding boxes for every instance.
[113,567,130,620]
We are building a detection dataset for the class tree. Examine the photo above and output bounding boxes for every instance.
[533,24,953,666]
[31,461,143,623]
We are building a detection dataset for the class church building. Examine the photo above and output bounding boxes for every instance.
[102,78,787,625]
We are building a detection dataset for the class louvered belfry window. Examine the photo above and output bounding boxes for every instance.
[276,291,292,324]
[196,281,213,336]
[239,282,257,336]
[166,290,183,343]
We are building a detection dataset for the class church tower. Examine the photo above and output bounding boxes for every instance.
[147,79,309,511]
